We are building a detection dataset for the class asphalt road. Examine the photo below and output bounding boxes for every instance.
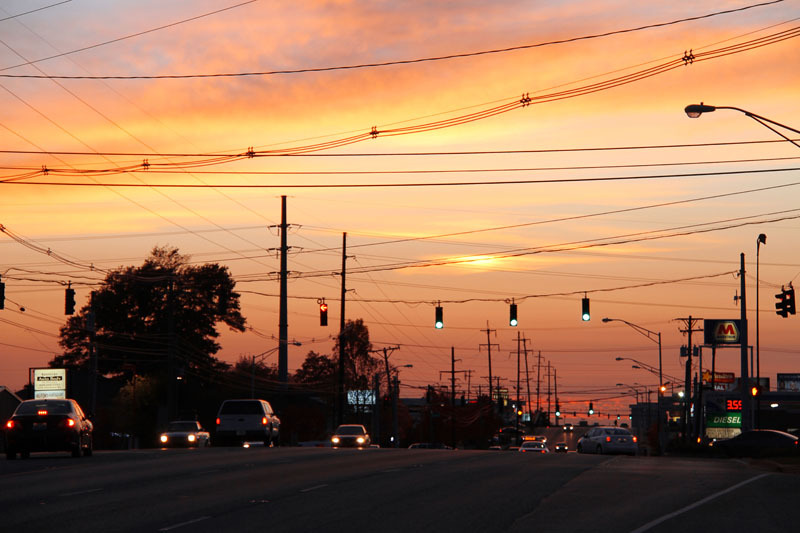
[1,446,796,532]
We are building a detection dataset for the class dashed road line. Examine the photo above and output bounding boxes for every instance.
[158,516,211,531]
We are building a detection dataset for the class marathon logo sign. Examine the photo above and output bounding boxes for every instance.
[703,319,742,346]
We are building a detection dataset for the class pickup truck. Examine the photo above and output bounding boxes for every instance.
[215,399,280,446]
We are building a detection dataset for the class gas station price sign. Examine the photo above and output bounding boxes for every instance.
[726,399,742,411]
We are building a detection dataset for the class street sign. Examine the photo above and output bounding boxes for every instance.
[32,368,66,399]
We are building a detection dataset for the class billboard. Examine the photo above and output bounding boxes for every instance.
[33,368,66,399]
[703,319,742,345]
[777,373,800,392]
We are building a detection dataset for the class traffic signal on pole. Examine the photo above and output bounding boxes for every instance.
[509,303,518,327]
[776,289,789,317]
[581,297,590,321]
[555,402,561,417]
[750,385,760,397]
[435,305,443,329]
[319,301,328,326]
[65,286,75,315]
[0,278,4,310]
[786,286,796,315]
[588,402,594,415]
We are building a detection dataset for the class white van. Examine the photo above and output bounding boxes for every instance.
[214,399,280,446]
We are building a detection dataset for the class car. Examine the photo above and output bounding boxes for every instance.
[563,423,574,432]
[408,442,452,450]
[577,426,637,455]
[4,398,93,459]
[554,442,568,453]
[215,399,280,446]
[519,440,550,453]
[159,420,210,448]
[713,429,800,458]
[331,424,371,448]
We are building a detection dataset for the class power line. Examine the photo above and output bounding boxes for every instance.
[1,1,781,79]
[0,1,71,22]
[0,0,261,72]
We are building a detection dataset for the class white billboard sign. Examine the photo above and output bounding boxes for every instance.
[33,368,67,393]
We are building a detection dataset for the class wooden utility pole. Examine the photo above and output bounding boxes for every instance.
[479,323,499,407]
[337,232,347,425]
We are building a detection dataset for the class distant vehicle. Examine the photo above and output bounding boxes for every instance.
[159,420,210,448]
[713,429,799,458]
[408,442,452,450]
[4,398,93,459]
[577,426,637,455]
[331,424,371,448]
[519,441,550,453]
[554,442,568,453]
[215,399,280,447]
[563,424,574,432]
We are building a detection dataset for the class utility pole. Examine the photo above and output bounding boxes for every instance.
[554,368,558,425]
[337,232,348,425]
[439,348,467,449]
[515,332,521,436]
[739,252,752,432]
[547,361,552,425]
[536,351,543,414]
[523,337,531,419]
[479,323,499,409]
[278,195,289,385]
[676,316,703,442]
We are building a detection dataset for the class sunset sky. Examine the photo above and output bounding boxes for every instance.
[1,0,799,418]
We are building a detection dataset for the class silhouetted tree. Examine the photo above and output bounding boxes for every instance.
[52,246,245,379]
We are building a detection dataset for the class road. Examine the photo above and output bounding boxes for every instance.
[1,446,796,532]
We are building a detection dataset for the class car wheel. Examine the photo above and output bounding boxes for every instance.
[83,438,93,457]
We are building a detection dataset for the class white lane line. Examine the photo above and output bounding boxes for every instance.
[630,472,770,533]
[61,488,103,497]
[158,516,211,531]
[300,484,328,493]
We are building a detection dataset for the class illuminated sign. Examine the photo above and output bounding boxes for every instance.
[347,390,375,406]
[777,373,800,392]
[703,319,742,345]
[706,412,742,428]
[702,371,735,384]
[726,399,742,411]
[33,368,67,399]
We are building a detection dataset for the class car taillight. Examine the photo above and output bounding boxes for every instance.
[262,417,268,426]
[67,419,76,427]
[606,436,611,442]
[38,410,48,416]
[541,450,546,454]
[5,420,14,429]
[633,436,638,443]
[215,417,220,425]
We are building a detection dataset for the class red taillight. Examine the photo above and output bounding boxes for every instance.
[5,420,13,429]
[541,450,546,454]
[606,436,611,442]
[215,417,220,425]
[37,410,48,416]
[262,417,268,426]
[633,436,638,443]
[67,419,76,427]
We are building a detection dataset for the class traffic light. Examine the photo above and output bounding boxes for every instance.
[555,402,561,417]
[588,402,594,415]
[509,302,518,327]
[581,297,590,321]
[65,286,76,315]
[0,278,4,310]
[786,286,796,315]
[750,385,760,397]
[434,305,443,329]
[319,301,328,326]
[776,289,789,317]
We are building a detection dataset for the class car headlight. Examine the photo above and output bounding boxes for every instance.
[357,437,365,444]
[160,435,168,443]
[187,434,196,442]
[332,437,340,444]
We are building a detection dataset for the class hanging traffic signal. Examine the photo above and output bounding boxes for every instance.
[588,402,594,415]
[0,278,4,310]
[319,301,328,326]
[785,286,796,315]
[776,289,789,318]
[581,297,590,321]
[434,305,443,329]
[555,402,561,417]
[509,302,518,327]
[65,286,76,315]
[750,385,760,397]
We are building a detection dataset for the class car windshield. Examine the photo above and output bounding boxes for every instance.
[220,401,263,415]
[168,422,199,431]
[335,425,365,435]
[16,400,73,415]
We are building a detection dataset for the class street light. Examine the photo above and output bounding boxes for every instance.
[684,104,800,149]
[604,319,662,389]
[251,342,301,398]
[756,233,766,390]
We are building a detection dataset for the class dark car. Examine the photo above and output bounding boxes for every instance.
[331,424,371,448]
[4,399,93,459]
[714,429,799,458]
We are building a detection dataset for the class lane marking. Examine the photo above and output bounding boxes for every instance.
[61,488,103,497]
[630,472,770,533]
[158,516,211,531]
[300,484,328,493]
